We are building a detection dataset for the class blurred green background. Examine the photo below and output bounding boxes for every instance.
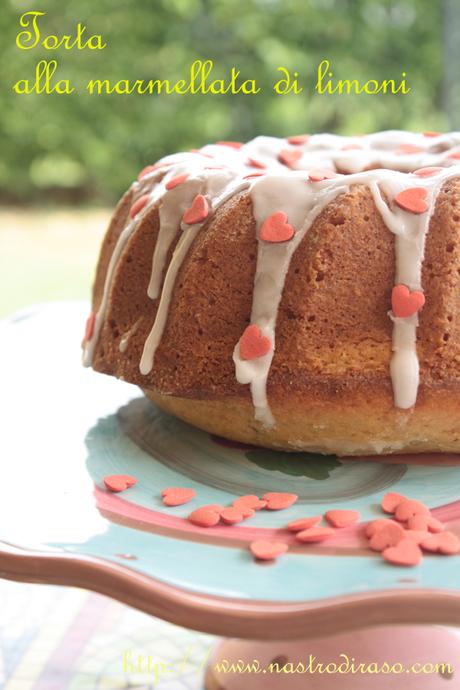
[1,0,459,316]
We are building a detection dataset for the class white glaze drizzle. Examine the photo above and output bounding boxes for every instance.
[140,172,249,375]
[233,174,346,425]
[83,130,460,424]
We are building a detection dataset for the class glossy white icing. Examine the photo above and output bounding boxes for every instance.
[83,130,460,424]
[233,174,346,425]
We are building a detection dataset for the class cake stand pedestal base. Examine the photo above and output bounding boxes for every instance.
[204,626,458,689]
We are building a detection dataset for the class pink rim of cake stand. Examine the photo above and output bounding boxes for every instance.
[1,540,460,639]
[1,541,460,688]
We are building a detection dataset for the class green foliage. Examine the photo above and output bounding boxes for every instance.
[245,448,341,479]
[0,0,450,204]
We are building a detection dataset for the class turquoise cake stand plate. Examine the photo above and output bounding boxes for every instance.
[1,302,460,689]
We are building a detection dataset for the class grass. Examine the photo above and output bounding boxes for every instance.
[0,207,110,319]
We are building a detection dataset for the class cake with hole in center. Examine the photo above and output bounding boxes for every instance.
[82,131,460,456]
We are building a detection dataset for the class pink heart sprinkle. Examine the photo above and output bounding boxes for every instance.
[250,540,288,561]
[262,492,298,511]
[405,530,430,545]
[287,134,310,145]
[365,518,400,538]
[420,531,460,555]
[278,149,303,168]
[220,507,246,525]
[395,499,430,522]
[391,285,425,318]
[260,211,295,243]
[287,516,322,532]
[239,506,256,519]
[190,149,214,158]
[165,173,189,190]
[407,514,443,533]
[216,141,243,149]
[394,187,428,214]
[396,144,423,155]
[137,163,162,180]
[296,526,335,543]
[369,522,405,552]
[104,474,137,492]
[200,504,225,513]
[239,324,271,361]
[308,169,338,182]
[129,194,150,218]
[233,495,267,511]
[383,539,423,567]
[381,492,407,514]
[247,157,266,170]
[413,167,443,178]
[188,507,221,528]
[427,516,445,533]
[325,509,360,528]
[407,514,430,531]
[182,194,209,225]
[84,312,96,342]
[161,487,196,506]
[243,172,265,179]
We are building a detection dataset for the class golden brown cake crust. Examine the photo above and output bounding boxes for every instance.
[144,386,460,455]
[87,137,460,455]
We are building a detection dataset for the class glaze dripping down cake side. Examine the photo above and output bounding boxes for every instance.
[83,132,460,455]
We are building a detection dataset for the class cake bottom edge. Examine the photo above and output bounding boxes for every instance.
[142,387,460,456]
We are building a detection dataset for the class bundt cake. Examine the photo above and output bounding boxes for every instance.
[82,131,460,456]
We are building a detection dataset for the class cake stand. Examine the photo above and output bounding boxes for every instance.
[1,302,460,689]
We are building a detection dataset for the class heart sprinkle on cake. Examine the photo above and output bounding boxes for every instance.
[391,285,425,318]
[216,141,243,149]
[239,324,271,360]
[247,157,266,170]
[137,163,162,180]
[129,194,150,218]
[413,166,443,177]
[260,211,295,243]
[308,169,338,182]
[394,187,428,214]
[278,149,303,168]
[243,171,265,179]
[396,144,424,155]
[287,134,310,145]
[165,173,189,190]
[84,311,96,342]
[182,194,209,224]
